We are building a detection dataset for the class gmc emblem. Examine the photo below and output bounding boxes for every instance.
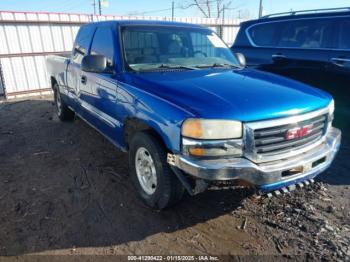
[285,125,313,140]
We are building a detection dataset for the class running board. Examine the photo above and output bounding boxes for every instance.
[266,178,315,198]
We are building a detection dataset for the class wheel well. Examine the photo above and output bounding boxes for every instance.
[50,77,57,91]
[124,118,166,151]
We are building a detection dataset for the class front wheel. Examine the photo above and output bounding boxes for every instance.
[54,83,75,121]
[129,132,185,209]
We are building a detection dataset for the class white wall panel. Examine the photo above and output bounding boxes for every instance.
[51,25,65,51]
[1,58,16,94]
[1,12,14,20]
[222,26,240,46]
[40,25,54,52]
[0,55,50,94]
[23,56,39,90]
[0,26,9,54]
[5,26,21,53]
[17,25,32,53]
[35,56,49,89]
[28,26,43,52]
[26,13,39,21]
[62,26,74,51]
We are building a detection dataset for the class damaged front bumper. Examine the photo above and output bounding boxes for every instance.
[168,127,341,192]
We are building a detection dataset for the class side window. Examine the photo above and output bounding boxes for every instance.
[248,23,280,47]
[72,26,94,64]
[338,19,350,50]
[90,27,115,69]
[276,19,334,49]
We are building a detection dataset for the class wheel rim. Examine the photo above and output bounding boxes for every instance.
[135,147,157,195]
[55,90,62,116]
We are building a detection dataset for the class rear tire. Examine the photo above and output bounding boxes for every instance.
[129,131,185,209]
[53,83,75,121]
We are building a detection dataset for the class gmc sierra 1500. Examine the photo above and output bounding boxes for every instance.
[46,20,341,209]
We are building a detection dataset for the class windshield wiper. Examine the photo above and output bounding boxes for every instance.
[195,63,241,69]
[139,64,198,72]
[156,64,198,70]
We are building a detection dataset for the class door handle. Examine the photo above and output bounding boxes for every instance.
[81,75,87,85]
[330,57,350,66]
[272,54,286,60]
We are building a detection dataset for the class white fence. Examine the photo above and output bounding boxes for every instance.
[0,11,241,98]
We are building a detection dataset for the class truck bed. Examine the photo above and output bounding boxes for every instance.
[46,53,71,88]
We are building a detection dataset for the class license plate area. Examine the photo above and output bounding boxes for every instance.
[282,166,304,177]
[281,156,327,178]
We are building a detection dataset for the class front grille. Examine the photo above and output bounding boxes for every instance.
[252,114,328,158]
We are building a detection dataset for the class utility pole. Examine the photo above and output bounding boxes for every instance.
[222,4,226,21]
[93,0,96,15]
[221,4,225,38]
[258,0,263,18]
[172,1,175,21]
[98,0,102,15]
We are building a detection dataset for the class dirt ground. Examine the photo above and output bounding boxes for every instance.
[0,96,349,260]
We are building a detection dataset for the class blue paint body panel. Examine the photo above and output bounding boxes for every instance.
[127,68,332,122]
[47,20,333,189]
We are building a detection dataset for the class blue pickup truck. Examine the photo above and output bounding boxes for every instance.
[46,20,341,209]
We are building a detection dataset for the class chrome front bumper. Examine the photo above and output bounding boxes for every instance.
[169,127,341,191]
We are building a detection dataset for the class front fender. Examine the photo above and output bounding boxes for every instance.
[117,81,194,153]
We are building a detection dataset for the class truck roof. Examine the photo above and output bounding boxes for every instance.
[83,20,205,29]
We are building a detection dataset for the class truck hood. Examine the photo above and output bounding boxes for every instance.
[126,68,332,122]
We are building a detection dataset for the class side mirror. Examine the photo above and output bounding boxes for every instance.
[81,55,107,73]
[235,53,246,68]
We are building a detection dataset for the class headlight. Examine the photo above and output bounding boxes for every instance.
[181,119,242,139]
[181,119,243,157]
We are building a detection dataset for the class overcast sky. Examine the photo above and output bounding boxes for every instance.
[1,0,349,19]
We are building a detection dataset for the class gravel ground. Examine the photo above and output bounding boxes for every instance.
[0,96,349,260]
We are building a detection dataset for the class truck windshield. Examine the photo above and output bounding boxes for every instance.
[121,25,240,72]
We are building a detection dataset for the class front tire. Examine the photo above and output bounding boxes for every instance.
[129,132,185,209]
[53,83,75,121]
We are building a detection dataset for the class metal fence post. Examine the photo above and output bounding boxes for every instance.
[0,60,6,99]
[219,25,224,38]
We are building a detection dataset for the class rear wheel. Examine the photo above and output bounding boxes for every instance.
[53,83,75,121]
[129,132,185,209]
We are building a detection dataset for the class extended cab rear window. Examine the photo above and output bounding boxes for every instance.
[72,25,95,64]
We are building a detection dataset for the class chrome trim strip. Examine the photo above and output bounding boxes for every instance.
[80,100,121,128]
[66,91,121,129]
[331,58,350,63]
[245,106,329,130]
